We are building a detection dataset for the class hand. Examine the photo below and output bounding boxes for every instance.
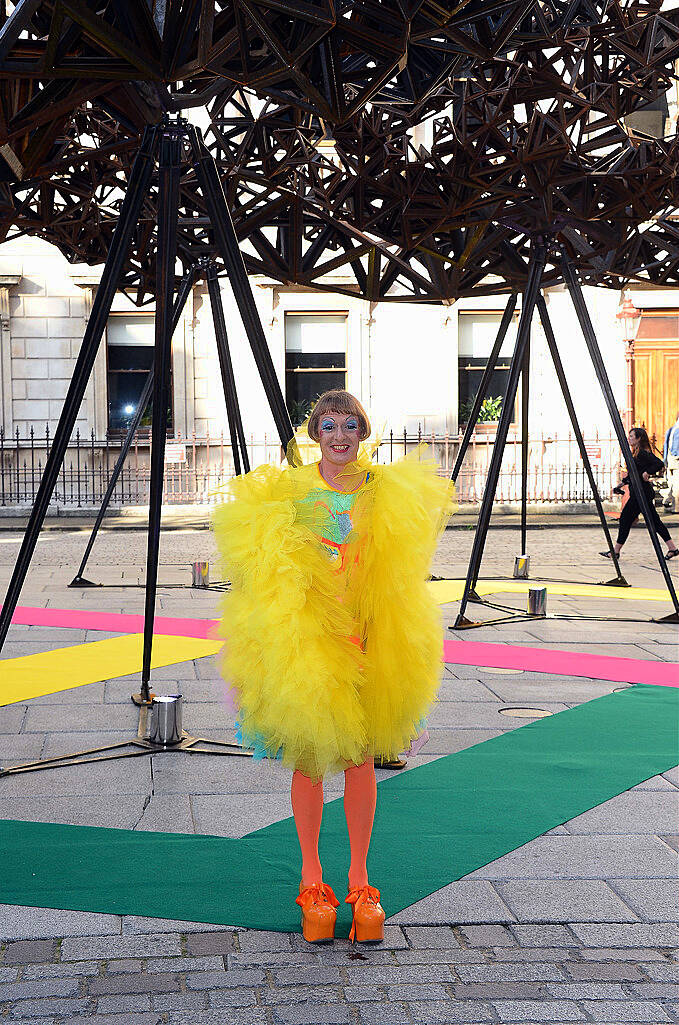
[613,485,625,496]
[642,471,650,481]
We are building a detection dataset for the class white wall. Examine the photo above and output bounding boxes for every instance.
[531,286,624,439]
[369,301,457,435]
[1,236,90,435]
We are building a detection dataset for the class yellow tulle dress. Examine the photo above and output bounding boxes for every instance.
[213,449,455,781]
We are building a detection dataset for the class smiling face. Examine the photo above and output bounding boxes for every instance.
[318,411,361,469]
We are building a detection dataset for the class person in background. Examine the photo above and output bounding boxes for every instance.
[601,427,679,561]
[663,411,679,512]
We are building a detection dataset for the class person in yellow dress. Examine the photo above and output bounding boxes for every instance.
[214,390,454,943]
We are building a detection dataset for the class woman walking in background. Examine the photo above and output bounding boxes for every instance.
[601,427,679,561]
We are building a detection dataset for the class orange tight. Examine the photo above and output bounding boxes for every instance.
[291,758,377,889]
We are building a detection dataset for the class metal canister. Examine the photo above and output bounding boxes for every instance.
[149,695,183,746]
[527,587,547,617]
[513,554,530,579]
[191,561,209,588]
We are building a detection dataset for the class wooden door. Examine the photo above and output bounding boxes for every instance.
[633,312,679,450]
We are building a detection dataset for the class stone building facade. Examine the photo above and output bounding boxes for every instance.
[1,231,677,507]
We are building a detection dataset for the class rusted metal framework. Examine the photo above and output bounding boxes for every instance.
[204,2,679,300]
[0,0,641,303]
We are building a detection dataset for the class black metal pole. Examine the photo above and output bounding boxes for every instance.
[0,126,158,653]
[69,266,197,588]
[561,256,679,620]
[188,127,295,456]
[139,127,183,702]
[205,261,250,475]
[537,295,627,585]
[452,293,517,482]
[455,244,547,627]
[520,333,530,556]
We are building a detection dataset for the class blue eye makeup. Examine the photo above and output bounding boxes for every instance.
[319,415,359,433]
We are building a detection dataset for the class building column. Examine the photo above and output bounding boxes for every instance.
[71,275,107,436]
[0,276,21,435]
[624,338,634,433]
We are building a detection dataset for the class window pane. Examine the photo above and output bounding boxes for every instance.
[636,314,679,340]
[107,314,172,432]
[458,313,517,357]
[458,358,513,423]
[284,313,348,426]
[108,344,154,372]
[286,351,345,370]
[108,372,150,431]
[285,313,347,354]
[107,315,155,346]
[285,370,346,427]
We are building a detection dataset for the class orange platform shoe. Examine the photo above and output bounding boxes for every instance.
[296,883,339,943]
[346,884,385,943]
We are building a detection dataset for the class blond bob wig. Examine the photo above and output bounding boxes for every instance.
[307,390,371,442]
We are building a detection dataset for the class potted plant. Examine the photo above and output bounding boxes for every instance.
[459,396,503,432]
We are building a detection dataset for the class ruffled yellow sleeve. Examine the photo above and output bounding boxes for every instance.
[213,464,366,780]
[346,454,456,758]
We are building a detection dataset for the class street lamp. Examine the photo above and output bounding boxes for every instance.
[616,291,641,431]
[616,292,641,343]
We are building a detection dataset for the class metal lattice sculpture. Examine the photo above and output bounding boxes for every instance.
[202,1,679,300]
[0,0,632,302]
[1,0,575,178]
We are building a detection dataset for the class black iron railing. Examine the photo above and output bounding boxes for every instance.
[0,424,623,507]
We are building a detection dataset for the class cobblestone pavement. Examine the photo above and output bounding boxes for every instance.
[1,921,679,1025]
[0,524,677,1023]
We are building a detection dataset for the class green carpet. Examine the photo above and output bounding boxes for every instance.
[1,685,677,934]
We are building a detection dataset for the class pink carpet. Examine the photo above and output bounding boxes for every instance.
[442,638,678,688]
[9,605,217,640]
[8,605,678,688]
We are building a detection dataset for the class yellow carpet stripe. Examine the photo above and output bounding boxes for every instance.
[428,579,672,605]
[0,634,221,707]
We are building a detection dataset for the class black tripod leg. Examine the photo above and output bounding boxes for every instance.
[455,245,547,627]
[69,265,198,588]
[205,262,250,475]
[452,294,517,482]
[520,333,530,556]
[561,257,679,620]
[537,295,627,586]
[139,129,183,702]
[188,128,295,454]
[0,126,158,653]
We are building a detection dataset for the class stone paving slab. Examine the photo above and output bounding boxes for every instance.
[493,881,638,923]
[564,792,679,834]
[191,793,301,838]
[609,879,679,923]
[387,881,516,925]
[426,701,570,729]
[21,682,108,705]
[469,835,679,880]
[630,775,678,791]
[0,758,151,798]
[0,906,122,941]
[0,733,45,762]
[0,794,147,828]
